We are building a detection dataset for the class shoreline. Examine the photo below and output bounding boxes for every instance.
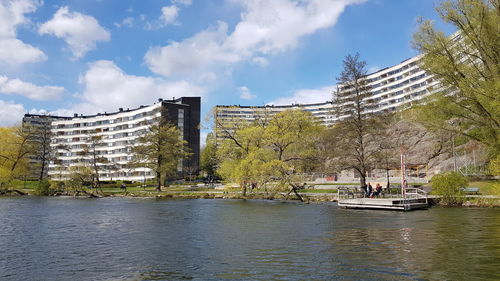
[0,189,334,202]
[1,189,499,207]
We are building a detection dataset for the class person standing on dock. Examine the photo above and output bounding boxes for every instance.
[361,184,367,197]
[367,183,373,198]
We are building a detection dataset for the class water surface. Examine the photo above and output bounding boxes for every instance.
[0,197,498,280]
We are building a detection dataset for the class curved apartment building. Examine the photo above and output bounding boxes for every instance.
[23,97,200,181]
[215,54,438,139]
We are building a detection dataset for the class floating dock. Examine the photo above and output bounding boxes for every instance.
[338,198,429,211]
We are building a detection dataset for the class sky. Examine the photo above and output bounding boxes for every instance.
[0,0,455,142]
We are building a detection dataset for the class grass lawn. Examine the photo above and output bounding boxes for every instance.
[8,180,498,198]
[9,180,39,189]
[469,181,500,196]
[313,183,358,186]
[299,189,338,193]
[100,185,217,194]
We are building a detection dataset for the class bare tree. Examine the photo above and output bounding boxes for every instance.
[331,53,383,187]
[28,120,54,183]
[79,131,108,191]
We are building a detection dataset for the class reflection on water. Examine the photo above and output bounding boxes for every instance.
[0,197,498,280]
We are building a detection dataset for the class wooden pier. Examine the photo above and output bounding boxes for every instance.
[338,198,429,211]
[337,187,429,211]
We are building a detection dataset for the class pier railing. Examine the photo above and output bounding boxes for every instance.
[337,187,362,200]
[404,187,428,204]
[337,186,428,204]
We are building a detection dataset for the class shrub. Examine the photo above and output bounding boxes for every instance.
[431,172,468,206]
[49,181,64,191]
[34,179,51,196]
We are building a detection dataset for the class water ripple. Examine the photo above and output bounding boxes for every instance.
[0,198,498,280]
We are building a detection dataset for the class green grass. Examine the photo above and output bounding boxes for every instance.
[9,179,497,198]
[299,189,338,193]
[312,183,358,186]
[310,182,424,186]
[9,180,39,189]
[99,185,218,195]
[469,181,500,196]
[467,197,500,207]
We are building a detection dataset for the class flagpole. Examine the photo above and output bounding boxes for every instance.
[400,153,406,201]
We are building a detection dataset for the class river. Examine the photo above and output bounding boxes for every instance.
[0,197,498,280]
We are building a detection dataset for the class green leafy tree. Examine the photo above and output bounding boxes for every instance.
[412,0,500,157]
[132,122,190,191]
[0,126,35,190]
[217,110,324,200]
[200,132,218,177]
[65,165,97,196]
[217,124,266,196]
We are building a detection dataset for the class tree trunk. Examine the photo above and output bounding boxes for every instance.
[156,171,162,192]
[39,159,46,183]
[359,169,367,188]
[0,189,27,196]
[291,184,304,202]
[242,182,247,197]
[92,147,101,192]
[386,168,390,189]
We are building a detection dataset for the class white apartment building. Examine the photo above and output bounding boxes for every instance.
[215,54,438,139]
[23,97,201,182]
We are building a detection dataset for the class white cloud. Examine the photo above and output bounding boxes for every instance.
[251,56,268,67]
[0,100,25,126]
[172,0,192,6]
[114,17,134,28]
[145,21,239,76]
[69,60,206,114]
[0,38,47,65]
[268,85,335,105]
[226,0,365,54]
[200,72,217,82]
[0,75,64,100]
[27,108,48,115]
[160,5,179,25]
[0,0,46,65]
[146,1,192,30]
[238,86,256,100]
[145,0,364,77]
[39,6,110,59]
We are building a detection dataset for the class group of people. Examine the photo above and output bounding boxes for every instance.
[361,183,383,198]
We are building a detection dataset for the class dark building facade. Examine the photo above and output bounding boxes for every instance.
[161,97,200,172]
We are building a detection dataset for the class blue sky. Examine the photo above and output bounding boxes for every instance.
[0,0,454,138]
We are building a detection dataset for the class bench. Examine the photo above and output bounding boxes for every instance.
[460,187,480,194]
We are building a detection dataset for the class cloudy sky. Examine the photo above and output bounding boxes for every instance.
[0,0,453,132]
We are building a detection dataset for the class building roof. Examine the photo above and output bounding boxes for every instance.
[216,100,334,109]
[23,97,192,120]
